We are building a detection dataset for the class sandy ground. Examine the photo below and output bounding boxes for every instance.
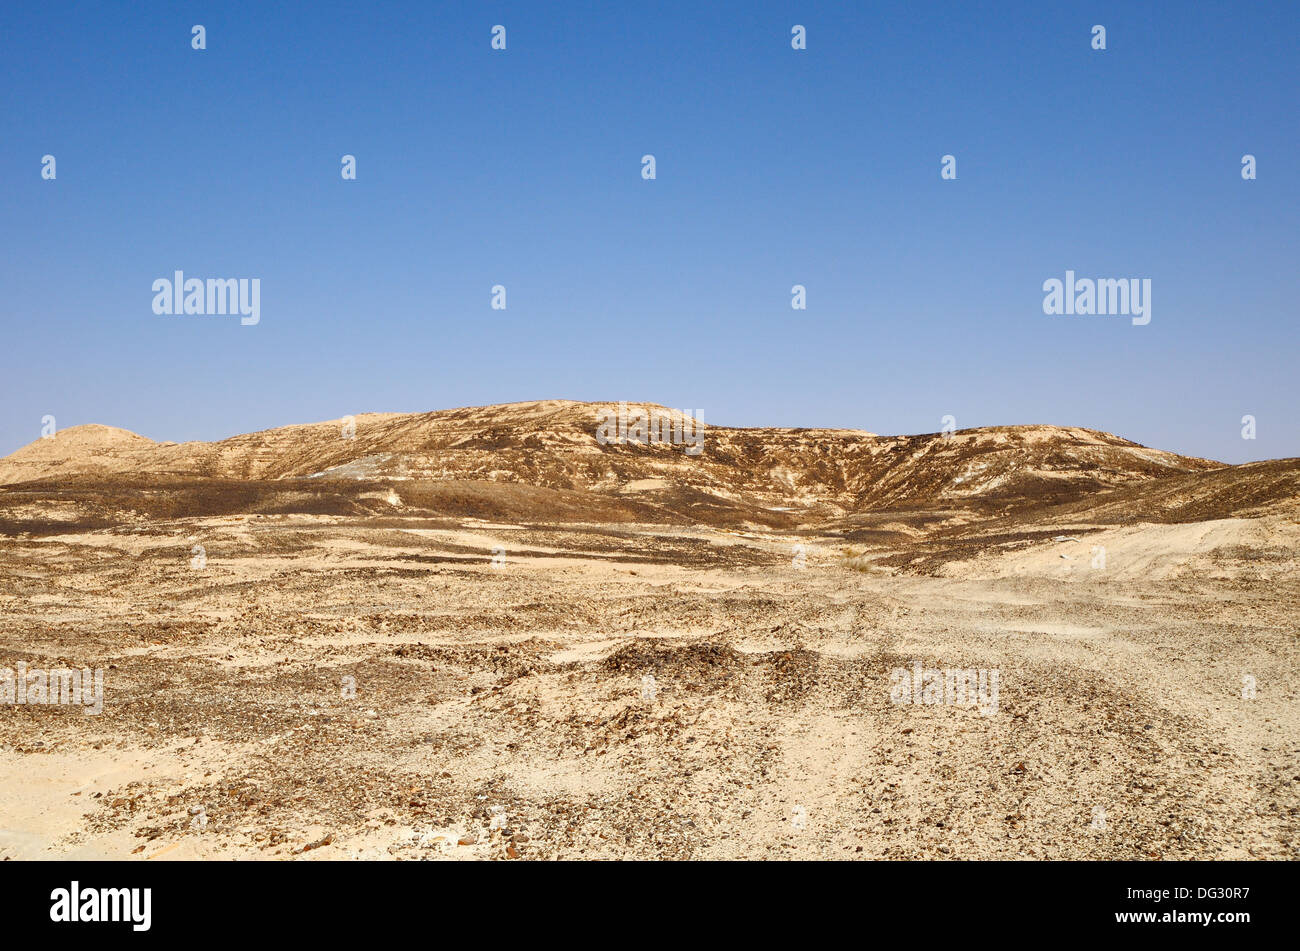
[1,511,1297,860]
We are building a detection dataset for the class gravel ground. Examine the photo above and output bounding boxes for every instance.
[1,509,1296,860]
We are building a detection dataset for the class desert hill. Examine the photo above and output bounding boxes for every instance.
[1039,455,1300,523]
[0,424,155,477]
[0,401,1228,527]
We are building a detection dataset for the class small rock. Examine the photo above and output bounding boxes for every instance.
[298,833,333,854]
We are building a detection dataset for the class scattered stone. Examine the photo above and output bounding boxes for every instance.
[298,833,333,853]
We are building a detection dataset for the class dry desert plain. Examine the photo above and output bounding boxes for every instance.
[0,400,1297,860]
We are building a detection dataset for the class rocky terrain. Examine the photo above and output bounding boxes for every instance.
[0,402,1296,860]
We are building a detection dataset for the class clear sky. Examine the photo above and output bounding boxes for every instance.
[2,0,1296,464]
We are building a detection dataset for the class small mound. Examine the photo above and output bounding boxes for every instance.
[0,425,157,485]
[600,638,742,677]
[751,647,822,703]
[7,424,153,457]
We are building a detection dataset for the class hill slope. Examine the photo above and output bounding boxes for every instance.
[0,401,1227,522]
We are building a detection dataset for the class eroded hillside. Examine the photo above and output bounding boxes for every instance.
[0,401,1227,529]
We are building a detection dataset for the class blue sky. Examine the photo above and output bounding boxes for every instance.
[2,0,1296,463]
